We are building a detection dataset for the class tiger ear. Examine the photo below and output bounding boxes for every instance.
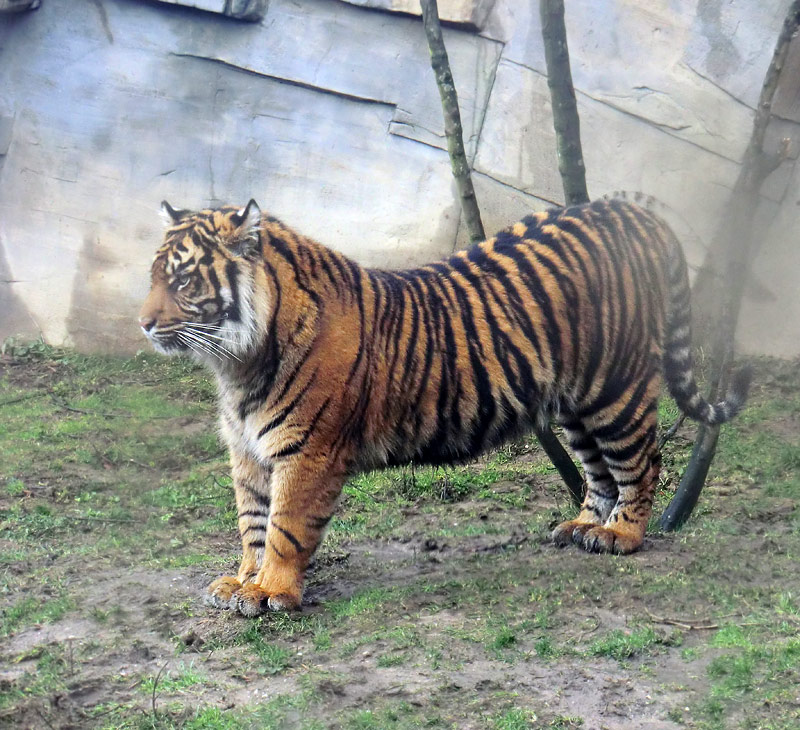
[160,200,190,226]
[228,199,262,256]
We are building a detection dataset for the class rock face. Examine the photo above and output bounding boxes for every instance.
[151,0,266,21]
[0,0,39,12]
[339,0,497,29]
[0,0,798,357]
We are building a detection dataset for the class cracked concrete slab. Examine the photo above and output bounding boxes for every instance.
[0,0,798,356]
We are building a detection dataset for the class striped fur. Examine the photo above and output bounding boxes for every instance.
[139,196,751,614]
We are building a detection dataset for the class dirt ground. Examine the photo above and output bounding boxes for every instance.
[1,349,798,730]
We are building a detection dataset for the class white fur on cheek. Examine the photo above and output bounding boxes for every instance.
[216,272,258,360]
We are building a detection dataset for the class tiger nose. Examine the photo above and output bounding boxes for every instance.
[139,316,156,333]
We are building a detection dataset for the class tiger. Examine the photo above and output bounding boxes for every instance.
[138,196,751,616]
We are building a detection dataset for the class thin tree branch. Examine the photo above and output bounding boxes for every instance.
[658,413,687,451]
[420,0,485,244]
[537,0,592,505]
[540,0,589,205]
[419,0,584,504]
[661,1,800,531]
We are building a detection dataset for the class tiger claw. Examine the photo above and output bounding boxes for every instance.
[205,576,242,609]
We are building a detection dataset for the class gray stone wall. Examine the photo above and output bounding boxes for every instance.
[0,0,798,357]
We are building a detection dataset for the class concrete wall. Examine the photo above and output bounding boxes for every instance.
[1,0,798,357]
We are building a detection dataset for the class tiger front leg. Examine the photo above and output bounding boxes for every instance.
[230,457,345,616]
[205,452,272,610]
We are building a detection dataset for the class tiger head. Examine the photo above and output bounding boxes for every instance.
[138,199,263,363]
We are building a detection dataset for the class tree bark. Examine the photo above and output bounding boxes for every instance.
[660,1,800,531]
[420,0,485,244]
[537,0,592,505]
[540,0,589,206]
[420,0,585,504]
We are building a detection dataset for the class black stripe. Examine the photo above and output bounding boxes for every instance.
[344,260,366,386]
[437,264,497,452]
[449,256,538,413]
[241,525,266,537]
[239,482,271,508]
[257,371,318,439]
[270,396,331,460]
[272,523,304,553]
[307,515,332,530]
[224,260,241,322]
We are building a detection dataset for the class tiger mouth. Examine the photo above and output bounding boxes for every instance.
[147,330,187,354]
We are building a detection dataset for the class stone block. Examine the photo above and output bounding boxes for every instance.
[338,0,497,30]
[738,156,800,357]
[483,0,788,163]
[167,0,502,160]
[0,0,39,11]
[474,60,740,269]
[152,0,266,22]
[0,115,12,156]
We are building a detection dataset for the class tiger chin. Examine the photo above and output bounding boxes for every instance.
[139,196,751,615]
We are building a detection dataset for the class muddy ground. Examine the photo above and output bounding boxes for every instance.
[0,348,798,729]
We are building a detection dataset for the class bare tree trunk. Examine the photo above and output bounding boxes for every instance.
[660,1,800,531]
[420,0,484,244]
[540,0,589,206]
[420,0,585,505]
[537,0,591,506]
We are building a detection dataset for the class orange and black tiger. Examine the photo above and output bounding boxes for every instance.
[139,196,750,615]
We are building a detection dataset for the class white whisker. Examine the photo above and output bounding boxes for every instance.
[183,326,239,345]
[175,333,205,360]
[180,330,226,359]
[181,329,242,362]
[178,331,222,360]
[183,321,226,331]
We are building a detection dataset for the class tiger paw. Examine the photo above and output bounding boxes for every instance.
[204,576,242,609]
[580,526,643,555]
[230,584,301,617]
[551,520,598,548]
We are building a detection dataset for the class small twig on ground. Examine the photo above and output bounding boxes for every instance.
[575,617,601,641]
[209,473,233,490]
[0,391,49,407]
[658,413,688,450]
[345,483,385,503]
[126,458,155,469]
[48,392,176,419]
[65,637,76,676]
[151,662,169,723]
[33,708,56,730]
[49,393,132,418]
[645,607,718,630]
[200,449,229,464]
[63,515,136,524]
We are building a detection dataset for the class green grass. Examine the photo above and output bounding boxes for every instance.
[588,627,667,660]
[1,345,799,729]
[140,662,207,696]
[1,594,74,637]
[493,708,537,730]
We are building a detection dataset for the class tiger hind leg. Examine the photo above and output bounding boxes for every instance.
[553,375,662,555]
[551,420,619,548]
[579,426,660,554]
